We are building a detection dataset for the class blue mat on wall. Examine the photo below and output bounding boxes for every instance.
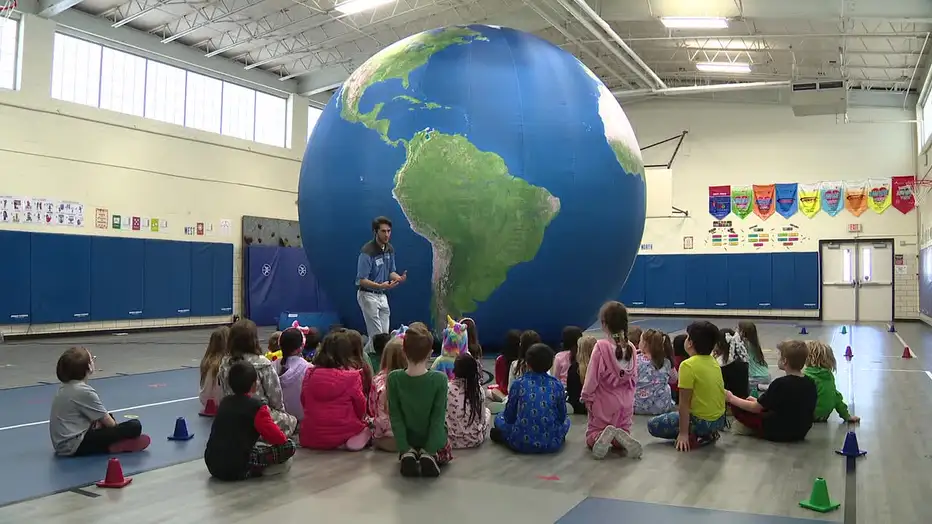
[618,252,819,310]
[244,245,335,326]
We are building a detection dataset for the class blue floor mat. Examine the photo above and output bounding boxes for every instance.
[0,398,209,507]
[0,368,199,428]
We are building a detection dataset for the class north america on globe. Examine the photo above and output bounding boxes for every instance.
[299,23,647,344]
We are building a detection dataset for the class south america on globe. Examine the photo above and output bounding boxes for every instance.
[298,25,647,346]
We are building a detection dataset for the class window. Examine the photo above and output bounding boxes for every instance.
[254,91,287,147]
[185,72,222,134]
[0,18,17,90]
[842,248,852,283]
[221,81,256,141]
[861,247,872,282]
[51,34,102,107]
[100,47,146,117]
[145,61,186,126]
[50,33,289,147]
[308,106,323,142]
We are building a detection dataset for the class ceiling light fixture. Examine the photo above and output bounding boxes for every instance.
[696,62,752,74]
[661,17,729,29]
[335,0,394,16]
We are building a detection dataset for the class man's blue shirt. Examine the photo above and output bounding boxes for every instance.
[356,240,396,289]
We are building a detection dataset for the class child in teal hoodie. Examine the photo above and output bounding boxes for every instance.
[803,341,860,424]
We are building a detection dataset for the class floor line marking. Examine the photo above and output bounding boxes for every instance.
[926,371,932,382]
[888,327,916,358]
[0,396,198,432]
[68,487,101,499]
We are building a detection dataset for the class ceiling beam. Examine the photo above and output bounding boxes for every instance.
[37,0,83,18]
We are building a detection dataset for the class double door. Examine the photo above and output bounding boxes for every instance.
[820,240,894,322]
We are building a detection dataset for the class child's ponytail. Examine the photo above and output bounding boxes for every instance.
[599,301,631,362]
[277,328,304,377]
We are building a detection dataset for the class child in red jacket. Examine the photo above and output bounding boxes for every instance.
[299,331,369,450]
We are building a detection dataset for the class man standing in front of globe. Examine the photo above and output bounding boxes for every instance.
[357,216,407,353]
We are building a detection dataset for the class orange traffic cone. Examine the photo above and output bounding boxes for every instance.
[199,399,218,417]
[902,347,913,359]
[96,457,132,488]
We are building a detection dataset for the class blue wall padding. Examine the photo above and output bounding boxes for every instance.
[91,237,144,320]
[31,233,92,323]
[0,230,31,324]
[618,252,820,310]
[245,245,323,326]
[0,230,233,324]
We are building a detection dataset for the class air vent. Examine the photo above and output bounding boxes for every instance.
[790,80,847,117]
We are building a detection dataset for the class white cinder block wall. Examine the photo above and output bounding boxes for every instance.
[623,99,919,320]
[0,15,303,336]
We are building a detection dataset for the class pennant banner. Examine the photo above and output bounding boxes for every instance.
[892,175,916,214]
[845,180,868,217]
[774,183,799,218]
[798,183,821,217]
[753,184,776,220]
[867,178,892,214]
[821,181,844,217]
[732,185,753,219]
[709,185,732,219]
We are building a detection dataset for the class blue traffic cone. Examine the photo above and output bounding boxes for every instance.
[167,417,194,441]
[841,326,847,334]
[799,326,808,335]
[835,431,866,458]
[888,323,896,333]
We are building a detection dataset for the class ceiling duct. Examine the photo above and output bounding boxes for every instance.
[790,80,848,117]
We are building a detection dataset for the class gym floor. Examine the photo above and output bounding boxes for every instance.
[0,318,928,523]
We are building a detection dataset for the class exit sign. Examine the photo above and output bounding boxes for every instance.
[848,223,863,233]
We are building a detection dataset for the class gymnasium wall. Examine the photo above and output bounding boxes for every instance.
[622,100,919,319]
[917,148,932,325]
[0,15,302,336]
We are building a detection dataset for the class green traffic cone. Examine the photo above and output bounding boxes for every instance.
[841,326,847,334]
[799,477,841,513]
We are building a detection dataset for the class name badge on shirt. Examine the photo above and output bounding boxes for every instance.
[375,258,383,267]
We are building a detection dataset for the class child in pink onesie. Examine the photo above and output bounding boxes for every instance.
[580,301,642,460]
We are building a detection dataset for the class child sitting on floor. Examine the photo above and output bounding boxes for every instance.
[461,317,482,361]
[199,326,229,412]
[345,329,374,397]
[302,328,321,361]
[716,328,750,399]
[50,347,151,456]
[509,330,541,390]
[389,324,452,477]
[491,330,521,399]
[628,325,643,351]
[728,340,817,441]
[219,319,297,437]
[738,321,770,397]
[447,355,491,449]
[370,330,408,452]
[804,341,860,424]
[635,329,677,416]
[432,316,468,379]
[647,321,726,451]
[670,334,688,404]
[205,361,296,480]
[274,328,309,422]
[370,332,391,372]
[492,343,571,454]
[300,331,369,451]
[567,335,596,415]
[552,326,583,384]
[581,301,641,459]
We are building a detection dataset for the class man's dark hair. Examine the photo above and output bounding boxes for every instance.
[56,347,92,383]
[372,333,392,355]
[228,361,258,395]
[525,343,555,374]
[686,321,720,355]
[372,216,392,232]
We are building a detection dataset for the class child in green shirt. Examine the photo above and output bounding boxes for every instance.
[803,341,860,424]
[387,325,452,477]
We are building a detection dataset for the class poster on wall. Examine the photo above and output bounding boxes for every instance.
[867,178,892,214]
[112,215,122,230]
[95,208,109,229]
[752,184,776,220]
[709,185,732,219]
[131,216,141,231]
[892,175,916,214]
[746,226,770,248]
[798,183,821,217]
[776,225,801,247]
[731,186,753,219]
[150,218,160,232]
[774,183,798,218]
[220,219,232,236]
[707,221,740,248]
[844,181,868,217]
[821,181,844,216]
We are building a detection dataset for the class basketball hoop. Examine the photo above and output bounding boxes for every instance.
[0,0,16,20]
[911,178,932,207]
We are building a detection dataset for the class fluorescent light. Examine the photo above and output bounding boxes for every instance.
[696,62,751,74]
[335,0,394,15]
[661,17,729,29]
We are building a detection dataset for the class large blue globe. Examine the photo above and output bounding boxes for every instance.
[299,25,646,346]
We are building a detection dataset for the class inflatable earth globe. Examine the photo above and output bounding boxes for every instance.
[298,24,646,346]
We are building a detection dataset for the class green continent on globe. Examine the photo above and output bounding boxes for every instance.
[392,129,561,324]
[609,141,645,179]
[339,26,485,143]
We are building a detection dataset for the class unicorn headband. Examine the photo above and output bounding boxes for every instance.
[442,315,468,353]
[391,324,410,339]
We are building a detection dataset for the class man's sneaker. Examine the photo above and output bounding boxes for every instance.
[591,425,617,459]
[418,449,441,477]
[108,434,151,454]
[399,450,420,477]
[613,427,643,459]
